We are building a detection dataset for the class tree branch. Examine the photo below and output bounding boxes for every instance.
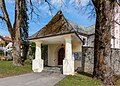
[29,0,34,19]
[116,0,120,6]
[0,0,14,39]
[45,0,54,16]
[114,20,120,26]
[13,0,21,34]
[28,0,41,19]
[0,16,7,21]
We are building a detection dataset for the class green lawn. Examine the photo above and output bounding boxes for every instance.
[0,60,32,78]
[56,73,104,86]
[0,61,120,86]
[56,72,120,86]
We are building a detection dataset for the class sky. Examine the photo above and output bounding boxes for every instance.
[0,0,96,36]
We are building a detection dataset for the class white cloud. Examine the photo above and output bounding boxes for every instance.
[39,4,48,11]
[51,0,64,7]
[81,0,89,6]
[69,0,89,6]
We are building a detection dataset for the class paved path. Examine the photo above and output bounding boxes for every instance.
[0,72,65,86]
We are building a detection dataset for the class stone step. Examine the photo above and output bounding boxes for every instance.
[43,67,62,74]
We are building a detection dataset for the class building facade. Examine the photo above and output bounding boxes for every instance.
[0,36,12,49]
[29,6,120,75]
[29,11,83,75]
[81,5,120,48]
[111,4,120,48]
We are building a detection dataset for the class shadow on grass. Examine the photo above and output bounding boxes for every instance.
[78,72,120,85]
[78,72,93,78]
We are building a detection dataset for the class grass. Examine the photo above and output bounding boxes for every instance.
[56,72,120,86]
[0,59,32,78]
[0,60,120,85]
[56,72,104,86]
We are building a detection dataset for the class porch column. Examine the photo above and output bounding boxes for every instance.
[63,35,74,75]
[32,41,44,72]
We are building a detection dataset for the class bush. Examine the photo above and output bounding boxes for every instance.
[0,50,4,56]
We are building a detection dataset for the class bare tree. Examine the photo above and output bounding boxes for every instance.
[92,0,118,85]
[69,0,120,84]
[0,0,56,66]
[0,0,29,66]
[0,0,119,84]
[0,0,55,66]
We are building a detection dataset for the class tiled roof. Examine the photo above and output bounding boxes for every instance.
[0,36,12,44]
[3,37,12,41]
[29,10,95,40]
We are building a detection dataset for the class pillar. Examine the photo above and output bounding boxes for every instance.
[63,35,74,75]
[32,41,44,72]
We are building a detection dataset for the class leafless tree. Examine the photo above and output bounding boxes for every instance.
[0,0,31,65]
[0,0,58,66]
[69,0,120,85]
[92,0,119,85]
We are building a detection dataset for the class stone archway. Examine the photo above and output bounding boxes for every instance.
[58,47,65,65]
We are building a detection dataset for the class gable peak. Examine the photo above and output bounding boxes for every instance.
[57,10,62,14]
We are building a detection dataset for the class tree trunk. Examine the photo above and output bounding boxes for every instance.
[93,0,117,85]
[12,40,23,66]
[21,42,29,62]
[12,0,23,66]
[0,0,23,65]
[0,0,28,66]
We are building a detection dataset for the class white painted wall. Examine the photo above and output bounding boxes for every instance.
[107,5,120,48]
[79,35,94,47]
[48,44,61,66]
[112,5,120,48]
[72,42,82,52]
[72,41,82,70]
[87,35,94,47]
[48,41,82,70]
[78,5,120,48]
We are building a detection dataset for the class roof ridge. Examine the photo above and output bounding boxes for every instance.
[62,16,77,32]
[28,10,95,40]
[86,25,95,28]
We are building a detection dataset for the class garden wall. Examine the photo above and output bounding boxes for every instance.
[82,47,120,75]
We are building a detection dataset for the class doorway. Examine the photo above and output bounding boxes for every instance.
[58,48,65,65]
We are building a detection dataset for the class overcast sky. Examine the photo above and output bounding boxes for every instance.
[0,0,96,36]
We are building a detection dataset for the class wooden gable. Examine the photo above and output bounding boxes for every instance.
[29,10,76,39]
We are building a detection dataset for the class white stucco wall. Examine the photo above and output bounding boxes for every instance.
[48,44,62,66]
[72,42,82,52]
[32,34,83,75]
[79,35,94,47]
[48,41,82,70]
[78,6,120,49]
[113,5,120,48]
[87,35,94,47]
[72,41,82,70]
[110,5,120,48]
